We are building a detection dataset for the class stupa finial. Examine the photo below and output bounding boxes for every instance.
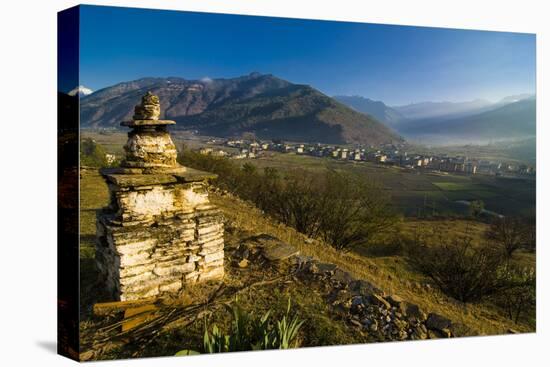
[133,91,161,120]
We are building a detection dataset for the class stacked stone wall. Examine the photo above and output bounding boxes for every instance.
[96,182,224,301]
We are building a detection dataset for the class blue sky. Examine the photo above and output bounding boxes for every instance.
[79,5,535,106]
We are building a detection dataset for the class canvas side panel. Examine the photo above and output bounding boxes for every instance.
[57,5,80,362]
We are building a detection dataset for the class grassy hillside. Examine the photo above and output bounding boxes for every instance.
[80,169,534,354]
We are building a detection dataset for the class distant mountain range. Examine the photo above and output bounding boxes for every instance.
[80,72,534,146]
[393,99,494,121]
[398,97,536,144]
[80,73,401,145]
[333,96,405,127]
[335,94,535,144]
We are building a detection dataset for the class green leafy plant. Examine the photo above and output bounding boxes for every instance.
[273,298,305,349]
[175,298,303,356]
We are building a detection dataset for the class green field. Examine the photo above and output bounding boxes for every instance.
[239,153,535,218]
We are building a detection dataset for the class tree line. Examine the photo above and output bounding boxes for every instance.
[178,148,398,251]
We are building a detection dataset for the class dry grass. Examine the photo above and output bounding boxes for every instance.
[79,171,366,358]
[211,192,535,336]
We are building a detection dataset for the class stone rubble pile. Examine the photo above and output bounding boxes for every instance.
[227,231,463,341]
[297,256,461,340]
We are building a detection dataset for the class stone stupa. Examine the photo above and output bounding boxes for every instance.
[95,92,225,301]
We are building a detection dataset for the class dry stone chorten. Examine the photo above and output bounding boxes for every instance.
[95,92,225,301]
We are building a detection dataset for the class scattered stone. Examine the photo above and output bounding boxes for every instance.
[238,259,249,268]
[427,329,451,339]
[369,320,379,332]
[426,313,452,331]
[349,279,381,296]
[387,294,404,306]
[332,269,354,284]
[294,255,314,269]
[411,327,428,340]
[262,242,299,262]
[370,294,391,309]
[312,262,338,275]
[351,296,364,307]
[405,303,427,322]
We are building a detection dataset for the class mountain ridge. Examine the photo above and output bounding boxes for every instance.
[333,95,405,127]
[80,73,402,145]
[399,97,536,144]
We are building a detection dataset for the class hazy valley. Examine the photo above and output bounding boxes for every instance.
[335,94,535,146]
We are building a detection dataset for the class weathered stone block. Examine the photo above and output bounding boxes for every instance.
[204,251,224,263]
[199,267,224,281]
[119,263,155,278]
[153,261,195,276]
[159,281,182,293]
[115,239,156,255]
[119,251,152,267]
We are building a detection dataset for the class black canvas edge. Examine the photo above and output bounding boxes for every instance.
[57,5,81,362]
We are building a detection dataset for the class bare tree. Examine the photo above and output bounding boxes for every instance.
[486,217,533,258]
[406,236,511,302]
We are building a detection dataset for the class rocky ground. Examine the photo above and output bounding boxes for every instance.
[230,231,460,342]
[80,221,460,360]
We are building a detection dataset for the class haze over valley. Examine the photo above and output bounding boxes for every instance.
[335,94,535,146]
